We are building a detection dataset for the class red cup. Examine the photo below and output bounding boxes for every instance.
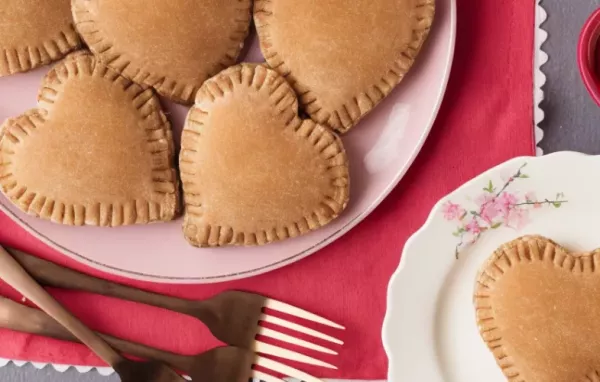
[578,8,600,106]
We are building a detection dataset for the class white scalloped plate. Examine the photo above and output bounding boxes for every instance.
[382,151,596,381]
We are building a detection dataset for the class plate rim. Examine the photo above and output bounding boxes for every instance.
[381,150,589,381]
[0,0,457,283]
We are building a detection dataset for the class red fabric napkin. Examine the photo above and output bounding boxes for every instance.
[0,1,535,379]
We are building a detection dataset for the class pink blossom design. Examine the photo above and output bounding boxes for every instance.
[476,193,500,223]
[465,219,481,235]
[496,192,518,216]
[504,208,530,230]
[448,163,567,259]
[525,192,542,208]
[525,191,536,201]
[442,201,465,221]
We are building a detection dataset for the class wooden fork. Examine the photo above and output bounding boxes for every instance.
[8,247,344,369]
[0,297,323,382]
[0,247,185,382]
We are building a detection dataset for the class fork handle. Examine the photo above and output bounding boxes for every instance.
[0,247,123,367]
[7,248,199,316]
[0,296,193,373]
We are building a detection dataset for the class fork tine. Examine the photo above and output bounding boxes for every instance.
[251,370,286,382]
[256,355,324,382]
[254,340,337,369]
[261,314,344,345]
[258,327,338,355]
[264,299,345,330]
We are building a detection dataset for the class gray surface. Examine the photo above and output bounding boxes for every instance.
[0,1,594,381]
[538,0,600,154]
[0,364,117,382]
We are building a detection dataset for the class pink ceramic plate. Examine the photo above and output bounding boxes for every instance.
[0,0,455,283]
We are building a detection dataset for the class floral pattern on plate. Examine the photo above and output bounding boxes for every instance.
[442,163,567,258]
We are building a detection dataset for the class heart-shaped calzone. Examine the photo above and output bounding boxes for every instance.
[0,52,179,226]
[475,235,600,381]
[180,64,350,247]
[0,0,81,76]
[73,0,252,104]
[254,0,435,133]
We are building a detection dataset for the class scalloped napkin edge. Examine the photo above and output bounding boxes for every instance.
[0,356,377,381]
[534,0,547,156]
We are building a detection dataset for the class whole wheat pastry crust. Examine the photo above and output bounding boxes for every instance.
[0,52,179,226]
[475,235,600,382]
[254,0,435,133]
[72,0,252,104]
[0,0,81,76]
[180,64,350,247]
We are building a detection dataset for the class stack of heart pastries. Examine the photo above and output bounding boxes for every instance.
[0,0,434,247]
[475,235,600,381]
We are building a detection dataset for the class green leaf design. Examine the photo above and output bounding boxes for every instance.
[483,180,495,193]
[459,211,467,220]
[553,202,562,208]
[453,227,466,236]
[519,174,529,178]
[491,222,502,229]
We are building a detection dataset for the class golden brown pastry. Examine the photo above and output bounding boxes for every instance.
[180,64,350,247]
[72,0,252,104]
[0,0,81,76]
[475,235,600,381]
[0,52,179,226]
[254,0,435,133]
